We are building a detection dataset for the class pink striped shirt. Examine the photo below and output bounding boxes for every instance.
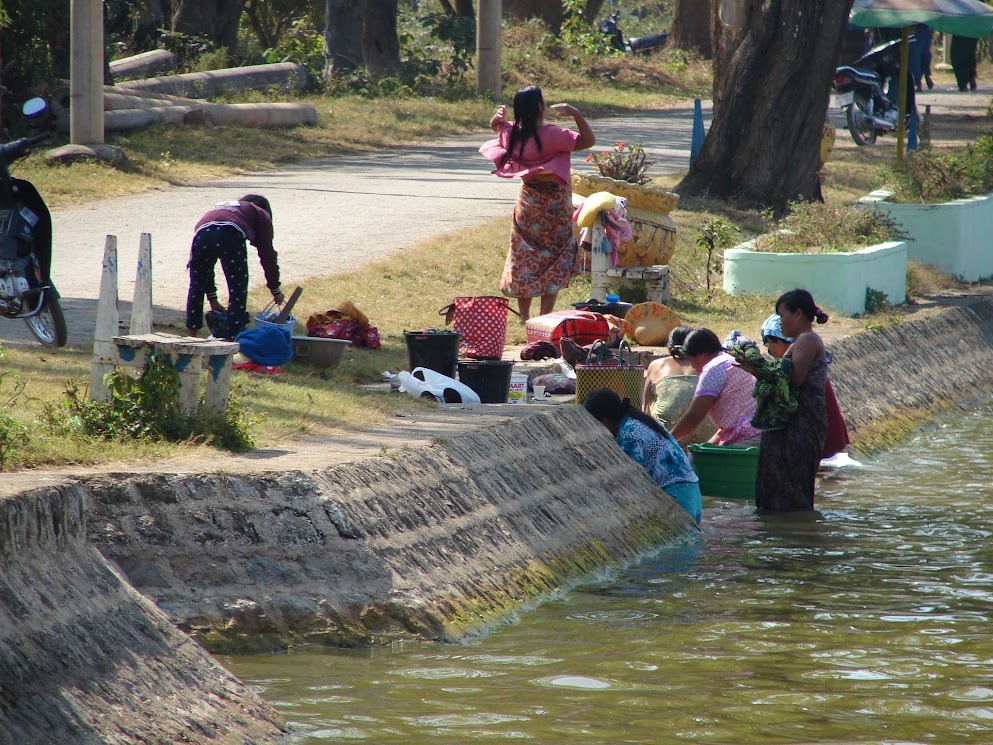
[694,353,760,445]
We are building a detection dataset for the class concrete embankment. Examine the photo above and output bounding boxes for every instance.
[829,295,993,451]
[83,405,698,653]
[4,296,993,742]
[0,484,286,744]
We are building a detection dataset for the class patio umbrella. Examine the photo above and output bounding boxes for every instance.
[849,0,993,158]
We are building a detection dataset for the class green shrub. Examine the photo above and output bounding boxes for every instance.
[753,202,895,253]
[886,133,993,203]
[45,351,255,451]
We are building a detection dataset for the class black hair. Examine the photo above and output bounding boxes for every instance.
[682,328,724,357]
[506,85,544,165]
[666,325,693,360]
[583,387,670,438]
[776,289,829,324]
[240,194,272,218]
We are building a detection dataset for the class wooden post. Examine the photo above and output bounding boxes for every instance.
[70,0,104,144]
[91,236,120,401]
[590,220,609,301]
[896,26,910,162]
[476,0,502,98]
[130,233,153,334]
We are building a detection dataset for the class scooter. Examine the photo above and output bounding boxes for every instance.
[0,98,67,347]
[598,11,668,55]
[833,38,915,147]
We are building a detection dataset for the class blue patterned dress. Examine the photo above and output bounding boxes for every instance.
[617,416,702,524]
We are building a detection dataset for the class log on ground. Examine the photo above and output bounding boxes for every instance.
[116,62,308,98]
[109,50,178,81]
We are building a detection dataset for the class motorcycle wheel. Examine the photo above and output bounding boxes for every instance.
[846,95,877,146]
[24,292,68,348]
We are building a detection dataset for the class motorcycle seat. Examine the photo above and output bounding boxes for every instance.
[836,65,880,85]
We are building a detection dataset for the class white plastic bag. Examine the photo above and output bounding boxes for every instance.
[397,367,481,405]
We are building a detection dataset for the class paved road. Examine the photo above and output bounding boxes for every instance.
[2,103,712,347]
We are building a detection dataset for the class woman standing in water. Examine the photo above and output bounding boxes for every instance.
[480,85,595,321]
[755,290,829,511]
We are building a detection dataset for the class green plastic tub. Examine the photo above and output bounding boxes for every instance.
[688,443,759,499]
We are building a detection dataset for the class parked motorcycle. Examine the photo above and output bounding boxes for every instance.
[833,38,915,147]
[598,11,668,55]
[0,98,67,347]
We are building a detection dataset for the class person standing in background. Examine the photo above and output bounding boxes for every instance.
[479,85,595,322]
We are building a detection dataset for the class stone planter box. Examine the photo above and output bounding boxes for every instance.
[858,189,993,282]
[571,172,679,267]
[723,240,907,316]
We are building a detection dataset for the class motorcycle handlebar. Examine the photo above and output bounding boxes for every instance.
[0,132,51,165]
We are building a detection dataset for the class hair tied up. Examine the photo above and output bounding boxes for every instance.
[814,306,830,324]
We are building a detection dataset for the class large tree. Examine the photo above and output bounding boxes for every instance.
[670,0,712,58]
[362,0,400,76]
[677,0,853,211]
[502,0,606,33]
[324,0,364,74]
[172,0,247,52]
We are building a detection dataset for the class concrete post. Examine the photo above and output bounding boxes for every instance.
[90,236,120,401]
[476,0,502,98]
[70,0,105,145]
[130,233,153,335]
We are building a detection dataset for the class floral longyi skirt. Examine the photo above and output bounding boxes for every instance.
[500,180,581,299]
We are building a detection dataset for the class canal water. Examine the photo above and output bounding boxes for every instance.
[221,407,993,744]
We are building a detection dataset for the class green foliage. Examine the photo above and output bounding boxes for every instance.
[0,349,30,472]
[886,133,993,203]
[419,12,476,83]
[754,202,896,254]
[694,218,740,294]
[561,0,617,57]
[261,17,327,85]
[585,141,656,184]
[864,287,890,314]
[159,29,220,71]
[45,351,255,451]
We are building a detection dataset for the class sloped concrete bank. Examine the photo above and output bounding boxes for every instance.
[0,485,286,744]
[829,295,993,451]
[83,406,698,653]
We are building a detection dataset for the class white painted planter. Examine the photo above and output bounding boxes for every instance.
[723,240,907,316]
[859,189,993,282]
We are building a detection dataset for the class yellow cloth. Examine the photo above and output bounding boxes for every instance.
[306,300,370,329]
[575,191,617,228]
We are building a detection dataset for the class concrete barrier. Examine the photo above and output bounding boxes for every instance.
[0,485,285,744]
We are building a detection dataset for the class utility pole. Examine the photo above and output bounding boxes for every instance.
[476,0,502,99]
[70,0,104,144]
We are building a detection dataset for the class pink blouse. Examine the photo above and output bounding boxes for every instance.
[694,353,760,445]
[479,122,579,185]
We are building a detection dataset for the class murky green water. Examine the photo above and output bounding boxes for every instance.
[221,407,993,743]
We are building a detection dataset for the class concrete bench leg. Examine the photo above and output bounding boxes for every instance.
[203,354,235,419]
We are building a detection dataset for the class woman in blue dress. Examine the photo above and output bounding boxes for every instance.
[584,387,702,524]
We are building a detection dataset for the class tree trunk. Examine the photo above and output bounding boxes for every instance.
[504,0,562,31]
[711,0,746,105]
[362,0,400,76]
[172,0,246,53]
[679,0,853,211]
[670,0,712,58]
[324,0,364,74]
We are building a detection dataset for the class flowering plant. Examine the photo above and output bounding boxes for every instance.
[585,142,656,185]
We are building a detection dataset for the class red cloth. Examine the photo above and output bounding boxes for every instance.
[525,310,610,350]
[309,319,381,349]
[822,378,850,458]
[233,362,284,375]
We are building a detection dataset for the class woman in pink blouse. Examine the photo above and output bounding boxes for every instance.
[479,85,595,321]
[670,328,762,447]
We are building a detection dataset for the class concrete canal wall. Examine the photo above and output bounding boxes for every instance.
[3,295,993,742]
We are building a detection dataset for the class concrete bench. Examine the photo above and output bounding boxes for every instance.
[605,265,670,304]
[111,333,240,418]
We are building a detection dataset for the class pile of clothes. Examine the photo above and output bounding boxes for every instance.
[306,300,380,349]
